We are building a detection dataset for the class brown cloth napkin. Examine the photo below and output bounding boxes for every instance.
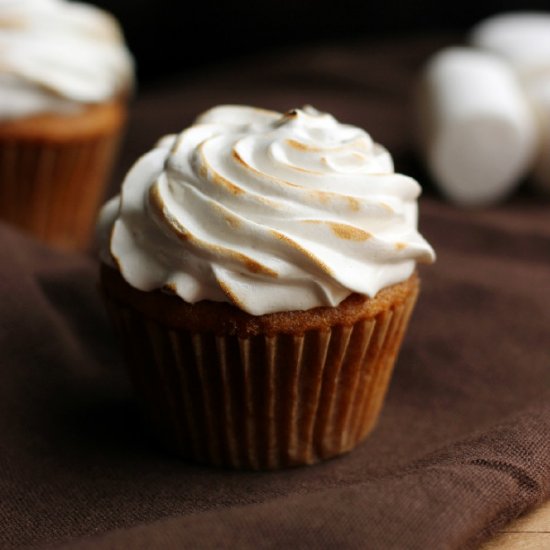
[1,35,550,549]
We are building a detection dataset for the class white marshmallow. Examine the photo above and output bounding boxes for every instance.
[416,47,537,206]
[471,13,550,193]
[471,13,550,80]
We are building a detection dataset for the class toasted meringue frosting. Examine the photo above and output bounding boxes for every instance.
[98,105,435,315]
[0,0,133,120]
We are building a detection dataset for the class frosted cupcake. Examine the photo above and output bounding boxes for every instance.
[98,105,435,469]
[0,0,133,250]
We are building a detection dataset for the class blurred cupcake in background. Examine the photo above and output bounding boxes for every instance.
[0,0,133,251]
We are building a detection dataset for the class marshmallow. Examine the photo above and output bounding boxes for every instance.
[470,13,550,80]
[416,47,537,206]
[471,13,550,193]
[529,80,550,191]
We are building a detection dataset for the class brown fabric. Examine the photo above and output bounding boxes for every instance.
[1,34,550,549]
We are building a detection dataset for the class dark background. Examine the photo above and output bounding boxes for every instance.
[87,0,549,82]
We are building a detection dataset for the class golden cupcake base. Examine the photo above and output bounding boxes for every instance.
[101,265,419,469]
[0,101,126,251]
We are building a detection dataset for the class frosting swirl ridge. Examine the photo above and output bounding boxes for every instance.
[0,0,134,120]
[99,105,435,315]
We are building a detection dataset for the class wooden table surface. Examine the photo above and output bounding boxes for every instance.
[482,500,550,549]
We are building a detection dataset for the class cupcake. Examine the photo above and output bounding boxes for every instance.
[0,0,133,251]
[98,105,435,469]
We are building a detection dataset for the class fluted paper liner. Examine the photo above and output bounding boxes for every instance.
[104,282,419,470]
[0,109,124,251]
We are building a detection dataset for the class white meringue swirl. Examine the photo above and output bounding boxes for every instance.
[0,0,133,120]
[99,105,435,315]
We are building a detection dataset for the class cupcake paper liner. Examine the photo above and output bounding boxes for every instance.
[104,284,419,470]
[0,130,121,251]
